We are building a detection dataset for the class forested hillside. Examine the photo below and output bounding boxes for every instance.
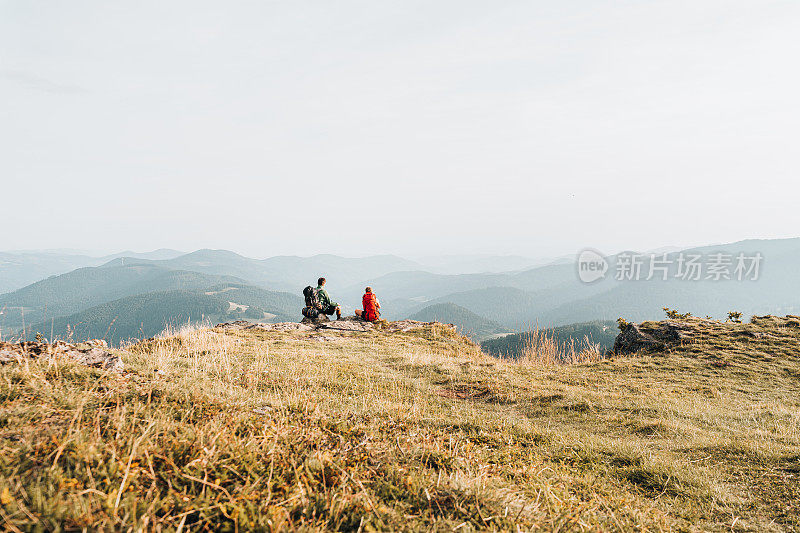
[407,302,511,341]
[22,285,302,345]
[481,320,618,358]
[0,265,243,330]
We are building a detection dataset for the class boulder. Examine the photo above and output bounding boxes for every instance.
[216,320,314,332]
[0,341,124,372]
[318,316,373,332]
[252,322,312,332]
[86,339,109,348]
[0,347,23,364]
[613,324,662,354]
[69,347,124,372]
[214,317,440,336]
[614,320,695,355]
[301,315,330,325]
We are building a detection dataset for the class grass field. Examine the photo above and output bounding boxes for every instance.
[1,316,799,531]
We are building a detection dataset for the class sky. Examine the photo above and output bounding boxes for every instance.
[2,1,799,259]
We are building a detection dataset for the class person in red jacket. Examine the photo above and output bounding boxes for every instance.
[356,286,381,322]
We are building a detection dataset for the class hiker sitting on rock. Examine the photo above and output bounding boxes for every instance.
[356,286,381,322]
[315,277,341,320]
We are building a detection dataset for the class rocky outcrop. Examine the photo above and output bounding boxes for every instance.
[0,340,124,372]
[300,315,330,325]
[614,320,695,355]
[216,316,449,335]
[218,320,314,332]
[317,316,372,332]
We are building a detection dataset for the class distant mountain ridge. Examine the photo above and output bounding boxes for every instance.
[5,238,800,344]
[407,303,512,341]
[23,284,303,346]
[411,254,544,274]
[0,249,184,294]
[371,238,800,329]
[0,264,243,331]
[104,249,423,292]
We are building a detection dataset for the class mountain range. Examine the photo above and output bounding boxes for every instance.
[23,284,302,345]
[407,303,512,341]
[3,238,800,346]
[102,250,422,292]
[0,249,184,294]
[0,264,241,329]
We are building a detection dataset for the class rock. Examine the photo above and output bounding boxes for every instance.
[318,317,373,332]
[214,317,444,337]
[0,348,23,363]
[217,320,252,329]
[301,315,330,325]
[0,341,124,373]
[384,320,435,333]
[85,339,108,348]
[613,320,695,355]
[71,347,124,372]
[250,322,312,332]
[215,320,314,332]
[613,324,661,354]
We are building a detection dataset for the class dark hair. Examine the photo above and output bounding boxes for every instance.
[318,277,326,286]
[365,286,372,293]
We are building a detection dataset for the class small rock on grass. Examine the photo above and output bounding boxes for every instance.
[0,340,124,373]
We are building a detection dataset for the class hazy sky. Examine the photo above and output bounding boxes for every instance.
[2,1,799,258]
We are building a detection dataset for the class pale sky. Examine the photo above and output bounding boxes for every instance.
[2,1,799,258]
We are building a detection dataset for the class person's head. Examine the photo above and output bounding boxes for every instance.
[318,277,326,287]
[365,286,372,293]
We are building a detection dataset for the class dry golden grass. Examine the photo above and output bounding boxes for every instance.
[516,327,605,365]
[1,317,799,531]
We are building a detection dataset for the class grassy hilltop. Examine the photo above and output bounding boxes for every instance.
[1,316,799,531]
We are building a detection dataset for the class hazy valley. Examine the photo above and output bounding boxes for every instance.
[3,238,800,350]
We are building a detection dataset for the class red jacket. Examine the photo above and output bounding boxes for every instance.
[362,293,379,321]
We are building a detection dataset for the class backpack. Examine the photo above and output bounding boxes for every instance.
[362,292,379,321]
[302,306,320,319]
[303,286,320,309]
